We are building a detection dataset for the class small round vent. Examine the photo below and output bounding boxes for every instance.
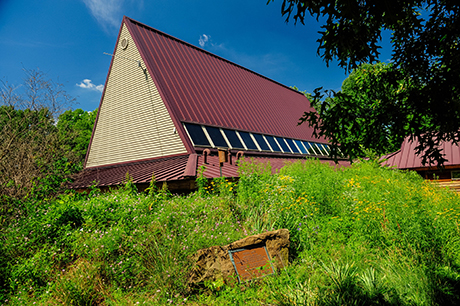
[121,37,129,49]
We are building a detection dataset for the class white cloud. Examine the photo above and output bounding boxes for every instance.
[81,0,123,31]
[199,34,210,48]
[76,79,104,92]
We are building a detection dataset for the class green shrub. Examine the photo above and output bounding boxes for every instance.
[2,159,460,305]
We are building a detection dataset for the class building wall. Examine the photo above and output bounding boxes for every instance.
[417,169,460,193]
[85,23,187,168]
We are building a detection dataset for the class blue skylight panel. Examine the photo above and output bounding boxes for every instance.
[252,133,271,151]
[310,143,322,155]
[316,143,329,155]
[318,143,331,155]
[275,137,290,152]
[285,138,300,153]
[294,140,308,154]
[223,129,244,149]
[238,131,258,150]
[184,123,210,146]
[205,126,228,148]
[266,136,282,152]
[313,143,324,155]
[302,141,318,154]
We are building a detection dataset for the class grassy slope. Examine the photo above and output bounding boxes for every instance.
[2,159,460,305]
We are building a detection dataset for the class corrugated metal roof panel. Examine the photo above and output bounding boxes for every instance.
[125,17,324,142]
[382,137,460,169]
[72,154,190,189]
[197,155,350,179]
[72,153,350,189]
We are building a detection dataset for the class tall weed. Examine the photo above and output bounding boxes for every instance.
[2,158,460,305]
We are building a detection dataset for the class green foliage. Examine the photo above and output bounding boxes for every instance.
[57,108,98,162]
[301,63,415,160]
[145,173,158,197]
[2,160,460,304]
[52,259,104,306]
[275,0,460,165]
[0,106,64,199]
[0,68,87,205]
[121,171,138,195]
[28,157,82,202]
[196,165,208,196]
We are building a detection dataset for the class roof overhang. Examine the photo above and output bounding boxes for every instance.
[71,151,350,192]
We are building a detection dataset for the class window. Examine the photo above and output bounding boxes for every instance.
[275,137,290,152]
[252,133,271,151]
[183,123,335,158]
[184,123,210,146]
[316,143,329,156]
[294,139,308,154]
[285,138,300,153]
[238,131,258,150]
[266,136,282,152]
[452,171,460,180]
[223,129,244,149]
[205,126,228,148]
[302,141,318,155]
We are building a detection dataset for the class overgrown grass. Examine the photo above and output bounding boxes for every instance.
[1,158,460,305]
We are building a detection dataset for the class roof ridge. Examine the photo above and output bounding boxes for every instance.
[123,16,306,97]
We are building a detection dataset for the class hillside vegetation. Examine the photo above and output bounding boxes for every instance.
[1,159,460,305]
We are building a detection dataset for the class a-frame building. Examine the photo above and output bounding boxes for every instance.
[72,16,347,192]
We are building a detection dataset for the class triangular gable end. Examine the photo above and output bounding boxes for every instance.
[85,20,188,169]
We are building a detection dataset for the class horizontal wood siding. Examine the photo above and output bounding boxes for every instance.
[86,24,186,168]
[431,179,460,193]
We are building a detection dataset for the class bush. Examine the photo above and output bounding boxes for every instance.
[2,159,460,305]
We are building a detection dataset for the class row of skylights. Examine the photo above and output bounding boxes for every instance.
[183,123,331,156]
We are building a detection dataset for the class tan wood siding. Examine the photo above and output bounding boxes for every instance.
[86,24,186,168]
[430,179,460,193]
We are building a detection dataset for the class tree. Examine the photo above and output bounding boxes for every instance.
[301,62,419,160]
[273,0,460,164]
[0,68,78,202]
[57,108,98,162]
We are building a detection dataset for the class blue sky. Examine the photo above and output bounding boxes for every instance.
[0,0,392,112]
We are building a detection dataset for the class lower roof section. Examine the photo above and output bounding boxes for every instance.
[71,154,191,189]
[382,137,460,170]
[71,152,350,190]
[197,155,349,179]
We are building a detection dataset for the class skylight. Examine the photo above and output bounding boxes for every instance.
[294,139,308,154]
[302,141,318,155]
[238,131,258,150]
[222,129,244,149]
[286,138,301,153]
[205,126,228,148]
[275,137,290,153]
[265,136,282,152]
[252,133,271,151]
[183,123,211,146]
[316,143,329,156]
[182,123,332,157]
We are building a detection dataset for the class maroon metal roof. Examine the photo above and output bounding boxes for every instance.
[71,152,350,189]
[124,16,325,142]
[382,137,460,169]
[200,153,351,178]
[72,154,190,189]
[197,155,350,178]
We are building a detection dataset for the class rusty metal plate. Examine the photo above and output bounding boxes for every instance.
[228,245,274,282]
[218,149,228,163]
